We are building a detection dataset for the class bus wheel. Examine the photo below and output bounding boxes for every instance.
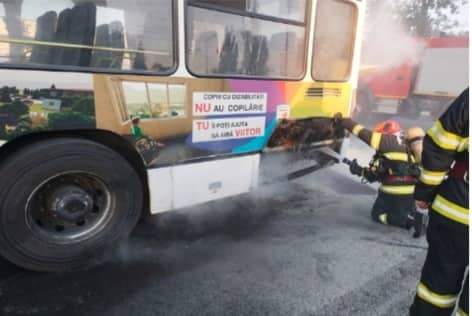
[0,138,143,272]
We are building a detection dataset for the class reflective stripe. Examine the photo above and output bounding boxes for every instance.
[417,282,458,308]
[352,124,364,136]
[432,195,469,225]
[457,308,468,316]
[379,213,388,224]
[458,138,469,152]
[428,121,463,150]
[383,152,410,162]
[371,132,382,150]
[419,168,447,186]
[380,185,415,195]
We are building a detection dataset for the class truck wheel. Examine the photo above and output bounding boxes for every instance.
[354,88,373,119]
[431,99,451,120]
[0,138,143,272]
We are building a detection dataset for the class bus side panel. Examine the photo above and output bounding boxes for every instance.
[148,154,260,214]
[0,69,351,168]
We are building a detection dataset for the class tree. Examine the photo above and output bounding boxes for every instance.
[61,96,80,108]
[13,115,33,134]
[0,86,11,103]
[0,100,29,118]
[31,90,41,99]
[8,86,18,95]
[395,0,467,36]
[47,112,95,129]
[0,126,6,140]
[71,97,95,116]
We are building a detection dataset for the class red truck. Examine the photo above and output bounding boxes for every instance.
[356,36,469,118]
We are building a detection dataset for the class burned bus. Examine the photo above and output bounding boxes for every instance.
[0,0,365,271]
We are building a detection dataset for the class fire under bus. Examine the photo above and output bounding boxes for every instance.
[356,36,469,118]
[0,0,365,272]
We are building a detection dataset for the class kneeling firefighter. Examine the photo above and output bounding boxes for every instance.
[334,114,427,236]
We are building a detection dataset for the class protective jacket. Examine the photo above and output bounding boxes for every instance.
[342,119,418,227]
[410,88,469,316]
[414,90,469,227]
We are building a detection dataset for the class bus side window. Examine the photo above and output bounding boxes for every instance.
[30,11,57,65]
[186,1,308,79]
[268,32,303,78]
[190,31,219,74]
[0,0,176,75]
[196,0,307,22]
[56,3,96,67]
[91,22,125,69]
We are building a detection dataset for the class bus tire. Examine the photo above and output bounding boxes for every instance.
[0,138,143,272]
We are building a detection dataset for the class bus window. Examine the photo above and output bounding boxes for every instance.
[0,0,175,74]
[121,81,186,120]
[312,0,357,81]
[196,0,306,22]
[186,0,307,79]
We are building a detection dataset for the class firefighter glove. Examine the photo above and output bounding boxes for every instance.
[332,112,343,126]
[349,159,364,177]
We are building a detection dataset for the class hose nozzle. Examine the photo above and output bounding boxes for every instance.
[342,158,353,166]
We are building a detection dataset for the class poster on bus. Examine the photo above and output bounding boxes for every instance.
[192,92,267,116]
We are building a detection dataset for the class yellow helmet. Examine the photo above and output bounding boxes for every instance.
[406,127,425,163]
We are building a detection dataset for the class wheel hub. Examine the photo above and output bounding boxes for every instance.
[25,172,111,243]
[49,186,94,222]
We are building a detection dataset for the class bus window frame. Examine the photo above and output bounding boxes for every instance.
[0,0,179,77]
[311,0,358,83]
[184,0,311,81]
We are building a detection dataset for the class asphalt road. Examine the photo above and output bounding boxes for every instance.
[0,114,432,316]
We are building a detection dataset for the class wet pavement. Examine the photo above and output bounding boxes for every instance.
[0,114,432,316]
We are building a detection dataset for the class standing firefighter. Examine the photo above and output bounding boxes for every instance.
[410,88,469,316]
[336,115,426,234]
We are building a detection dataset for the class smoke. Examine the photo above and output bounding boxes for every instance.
[113,185,285,264]
[114,176,336,265]
[361,1,425,68]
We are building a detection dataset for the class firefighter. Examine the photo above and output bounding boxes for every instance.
[410,88,469,316]
[336,115,426,234]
